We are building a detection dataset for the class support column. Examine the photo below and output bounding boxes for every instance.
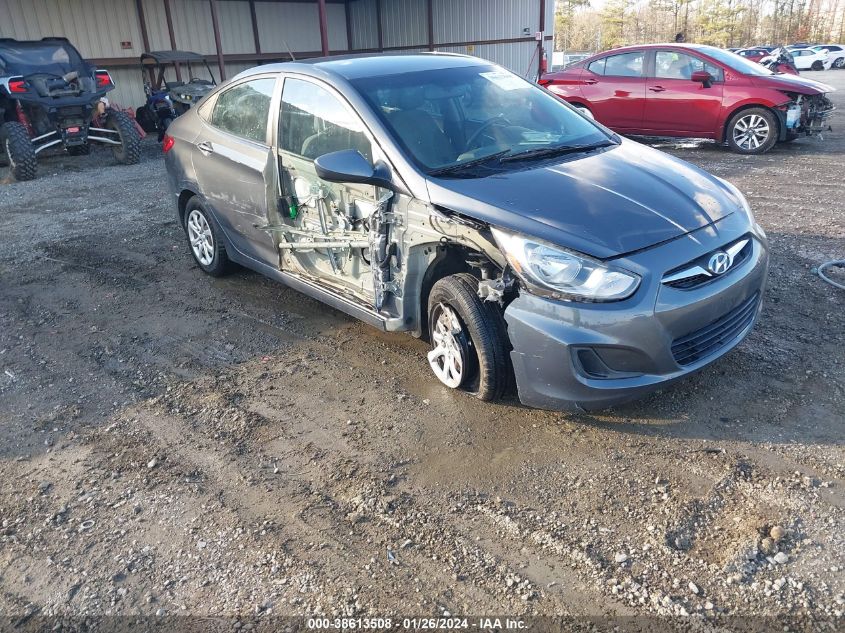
[345,0,353,51]
[249,0,261,55]
[135,0,155,84]
[208,0,226,81]
[318,0,330,56]
[426,0,434,51]
[538,0,546,78]
[376,0,383,51]
[163,0,182,81]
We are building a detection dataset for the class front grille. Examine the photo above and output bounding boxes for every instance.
[663,238,753,290]
[671,293,759,366]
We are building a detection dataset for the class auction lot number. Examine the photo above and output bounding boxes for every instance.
[307,618,471,630]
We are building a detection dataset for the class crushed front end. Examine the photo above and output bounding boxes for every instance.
[780,92,836,138]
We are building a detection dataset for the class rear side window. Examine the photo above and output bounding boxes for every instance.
[654,51,724,81]
[587,58,606,75]
[590,52,644,77]
[279,78,372,162]
[211,77,276,143]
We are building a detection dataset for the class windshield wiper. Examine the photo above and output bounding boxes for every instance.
[428,149,511,176]
[499,140,615,163]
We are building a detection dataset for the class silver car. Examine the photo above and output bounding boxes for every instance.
[163,53,768,411]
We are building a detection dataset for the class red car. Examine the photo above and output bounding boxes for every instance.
[735,48,770,63]
[540,44,835,154]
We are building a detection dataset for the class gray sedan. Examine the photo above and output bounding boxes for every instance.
[163,53,768,411]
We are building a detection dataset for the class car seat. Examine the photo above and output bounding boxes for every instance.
[384,88,455,167]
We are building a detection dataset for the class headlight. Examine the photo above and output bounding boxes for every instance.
[491,228,640,301]
[717,177,755,224]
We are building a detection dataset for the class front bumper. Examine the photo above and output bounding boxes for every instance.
[504,218,769,412]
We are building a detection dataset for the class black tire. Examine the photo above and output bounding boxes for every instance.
[66,143,90,156]
[183,197,231,277]
[725,108,778,155]
[0,121,37,181]
[106,110,141,165]
[427,273,511,401]
[811,60,824,71]
[135,105,158,134]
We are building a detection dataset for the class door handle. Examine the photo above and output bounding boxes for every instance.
[197,141,214,154]
[649,86,666,92]
[583,79,598,85]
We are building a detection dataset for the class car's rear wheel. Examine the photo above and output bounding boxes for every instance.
[811,60,824,71]
[726,108,778,154]
[0,121,37,181]
[427,273,510,401]
[184,198,231,277]
[106,110,141,165]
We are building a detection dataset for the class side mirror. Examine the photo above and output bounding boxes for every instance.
[691,70,713,88]
[313,149,395,190]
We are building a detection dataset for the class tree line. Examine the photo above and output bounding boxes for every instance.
[554,0,845,52]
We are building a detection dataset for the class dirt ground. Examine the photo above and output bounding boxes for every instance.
[1,70,843,629]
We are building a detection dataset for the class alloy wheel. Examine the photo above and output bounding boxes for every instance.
[732,114,770,151]
[187,209,215,266]
[834,58,845,69]
[427,303,469,388]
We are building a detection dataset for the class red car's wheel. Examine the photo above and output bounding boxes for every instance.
[726,108,778,155]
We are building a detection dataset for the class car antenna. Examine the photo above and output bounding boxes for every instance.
[283,39,296,61]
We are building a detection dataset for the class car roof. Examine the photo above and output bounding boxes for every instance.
[235,52,491,82]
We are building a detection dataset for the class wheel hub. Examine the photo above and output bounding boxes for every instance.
[427,304,467,389]
[187,209,214,266]
[733,114,770,151]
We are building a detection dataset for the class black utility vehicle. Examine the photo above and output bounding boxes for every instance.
[0,37,140,181]
[135,51,216,139]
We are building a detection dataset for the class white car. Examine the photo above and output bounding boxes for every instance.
[788,47,831,70]
[811,44,845,69]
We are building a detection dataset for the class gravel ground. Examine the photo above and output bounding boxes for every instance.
[0,70,843,630]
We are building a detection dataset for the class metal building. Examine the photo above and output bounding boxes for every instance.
[0,0,553,109]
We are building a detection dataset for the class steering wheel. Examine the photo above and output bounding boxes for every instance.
[464,115,511,151]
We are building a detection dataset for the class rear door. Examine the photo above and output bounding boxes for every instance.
[579,51,646,130]
[643,50,724,136]
[192,75,280,266]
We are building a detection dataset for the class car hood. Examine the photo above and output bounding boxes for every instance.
[752,73,834,94]
[425,139,743,259]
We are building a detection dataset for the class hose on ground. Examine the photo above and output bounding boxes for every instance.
[815,260,845,290]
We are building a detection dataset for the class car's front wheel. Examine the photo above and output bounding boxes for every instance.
[427,273,510,401]
[811,60,824,71]
[726,108,778,154]
[834,58,845,69]
[184,198,231,276]
[0,121,37,181]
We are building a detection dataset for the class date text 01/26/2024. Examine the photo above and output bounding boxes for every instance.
[306,618,527,630]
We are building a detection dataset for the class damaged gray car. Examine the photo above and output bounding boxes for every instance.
[164,53,769,411]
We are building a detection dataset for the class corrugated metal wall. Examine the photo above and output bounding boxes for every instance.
[433,0,538,44]
[346,0,552,75]
[348,0,378,50]
[0,0,552,109]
